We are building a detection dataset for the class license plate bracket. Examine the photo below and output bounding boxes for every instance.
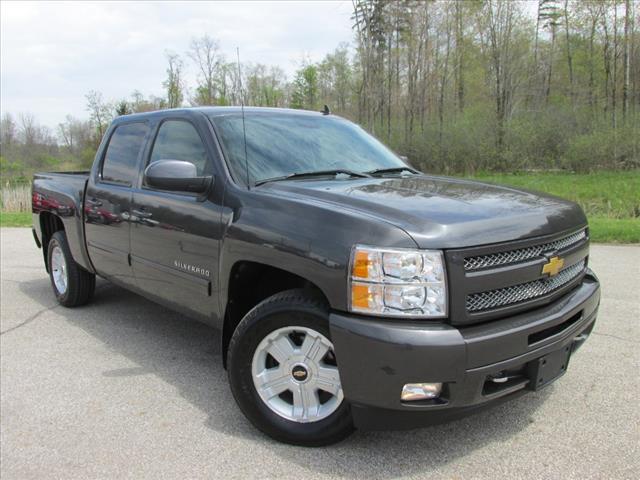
[527,346,572,391]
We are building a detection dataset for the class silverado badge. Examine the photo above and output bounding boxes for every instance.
[542,256,564,277]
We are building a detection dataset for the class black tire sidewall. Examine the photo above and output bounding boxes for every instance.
[228,291,353,446]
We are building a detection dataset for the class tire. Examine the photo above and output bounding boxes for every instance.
[227,289,354,446]
[47,230,96,307]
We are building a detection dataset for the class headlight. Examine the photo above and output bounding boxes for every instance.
[349,245,447,318]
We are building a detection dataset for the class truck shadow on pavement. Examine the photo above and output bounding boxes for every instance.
[19,277,553,479]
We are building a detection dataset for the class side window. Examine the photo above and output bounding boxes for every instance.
[101,122,149,185]
[149,120,209,176]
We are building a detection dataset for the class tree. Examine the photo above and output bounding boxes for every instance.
[477,0,528,151]
[130,90,166,113]
[290,64,319,110]
[58,115,94,158]
[563,0,575,106]
[454,0,466,113]
[18,113,39,146]
[622,0,631,120]
[188,35,223,106]
[163,52,185,108]
[317,44,353,112]
[0,113,17,147]
[538,0,562,105]
[58,115,77,150]
[85,90,112,142]
[244,64,287,107]
[115,100,132,116]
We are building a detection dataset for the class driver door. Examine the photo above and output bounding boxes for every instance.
[129,116,225,323]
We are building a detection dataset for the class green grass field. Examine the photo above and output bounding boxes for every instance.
[2,171,638,242]
[0,211,31,227]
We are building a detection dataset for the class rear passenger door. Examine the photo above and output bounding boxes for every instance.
[129,116,225,323]
[85,121,149,287]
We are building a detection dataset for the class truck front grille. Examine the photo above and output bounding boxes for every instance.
[466,260,586,313]
[464,229,586,271]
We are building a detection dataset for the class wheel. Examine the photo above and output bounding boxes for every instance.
[47,230,96,307]
[227,289,354,446]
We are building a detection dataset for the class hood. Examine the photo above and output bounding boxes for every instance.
[260,175,587,249]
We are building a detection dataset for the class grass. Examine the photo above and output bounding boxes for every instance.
[0,211,31,227]
[463,170,639,243]
[1,171,638,242]
[587,217,640,243]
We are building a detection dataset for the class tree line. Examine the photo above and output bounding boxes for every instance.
[1,0,638,183]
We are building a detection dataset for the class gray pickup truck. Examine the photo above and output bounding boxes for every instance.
[32,107,600,446]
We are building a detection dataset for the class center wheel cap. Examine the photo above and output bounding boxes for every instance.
[291,364,309,382]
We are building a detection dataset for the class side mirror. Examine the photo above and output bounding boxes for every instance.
[144,160,213,193]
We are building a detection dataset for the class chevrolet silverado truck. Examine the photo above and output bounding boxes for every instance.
[32,107,600,446]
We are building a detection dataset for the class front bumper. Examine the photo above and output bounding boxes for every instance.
[329,270,600,430]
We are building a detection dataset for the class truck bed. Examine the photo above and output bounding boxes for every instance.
[32,170,92,272]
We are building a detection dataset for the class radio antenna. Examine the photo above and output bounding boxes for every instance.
[236,47,250,190]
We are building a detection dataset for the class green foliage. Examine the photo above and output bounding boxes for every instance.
[562,120,639,171]
[85,90,113,140]
[192,85,214,106]
[244,65,287,107]
[291,65,319,110]
[0,156,22,177]
[163,52,184,108]
[115,100,132,116]
[341,0,639,174]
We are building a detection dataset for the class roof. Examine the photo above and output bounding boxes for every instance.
[114,106,331,123]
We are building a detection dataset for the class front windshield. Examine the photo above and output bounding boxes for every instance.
[208,112,407,185]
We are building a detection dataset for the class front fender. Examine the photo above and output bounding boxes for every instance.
[218,187,417,316]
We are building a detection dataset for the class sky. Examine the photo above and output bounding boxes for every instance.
[0,0,355,130]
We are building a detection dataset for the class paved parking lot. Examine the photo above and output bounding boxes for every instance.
[1,227,639,479]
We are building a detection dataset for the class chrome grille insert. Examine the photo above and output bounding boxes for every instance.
[464,230,586,271]
[466,260,586,312]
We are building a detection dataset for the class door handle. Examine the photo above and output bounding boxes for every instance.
[87,197,102,207]
[132,209,153,219]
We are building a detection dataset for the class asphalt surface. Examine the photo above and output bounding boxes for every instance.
[1,227,639,479]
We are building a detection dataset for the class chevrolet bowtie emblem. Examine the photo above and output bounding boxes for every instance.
[542,256,564,277]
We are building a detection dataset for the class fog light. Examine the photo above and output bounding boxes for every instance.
[401,382,443,401]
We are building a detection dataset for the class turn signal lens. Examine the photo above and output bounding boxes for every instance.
[353,250,372,279]
[351,284,370,309]
[349,246,447,318]
[351,283,383,310]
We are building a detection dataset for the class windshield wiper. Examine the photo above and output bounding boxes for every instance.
[255,169,370,186]
[365,166,420,176]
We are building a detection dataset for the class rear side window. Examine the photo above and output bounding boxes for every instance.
[101,122,149,185]
[149,120,209,175]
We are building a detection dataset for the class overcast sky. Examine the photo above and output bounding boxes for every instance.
[1,1,354,129]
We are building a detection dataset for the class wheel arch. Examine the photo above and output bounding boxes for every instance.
[39,212,65,273]
[221,260,330,368]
